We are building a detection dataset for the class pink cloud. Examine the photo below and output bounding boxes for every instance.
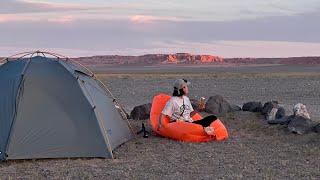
[0,14,75,24]
[0,14,38,23]
[130,15,157,23]
[20,0,82,10]
[129,15,179,23]
[48,15,74,23]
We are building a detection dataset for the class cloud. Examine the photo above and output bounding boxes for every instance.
[129,15,179,24]
[47,15,73,23]
[2,0,320,22]
[130,15,158,24]
[0,14,38,23]
[1,1,320,57]
[0,0,83,14]
[0,14,75,24]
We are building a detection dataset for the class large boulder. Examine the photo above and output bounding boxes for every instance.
[314,124,320,133]
[262,101,286,121]
[204,95,232,116]
[275,107,286,119]
[242,102,263,112]
[130,103,152,120]
[267,115,294,125]
[293,103,311,119]
[287,116,316,135]
[230,104,242,111]
[261,101,279,116]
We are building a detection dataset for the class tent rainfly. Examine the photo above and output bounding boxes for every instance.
[0,51,134,160]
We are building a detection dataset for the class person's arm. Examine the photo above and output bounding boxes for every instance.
[190,110,198,117]
[158,113,165,130]
[159,98,174,129]
[187,97,197,117]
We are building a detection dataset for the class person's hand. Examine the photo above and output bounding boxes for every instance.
[176,119,184,122]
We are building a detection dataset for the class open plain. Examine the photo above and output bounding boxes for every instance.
[1,64,320,179]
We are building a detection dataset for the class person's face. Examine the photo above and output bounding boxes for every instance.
[182,85,189,95]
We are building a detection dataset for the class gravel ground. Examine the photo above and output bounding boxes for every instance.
[1,67,320,179]
[102,72,320,120]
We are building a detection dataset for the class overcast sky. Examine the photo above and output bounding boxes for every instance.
[1,0,320,57]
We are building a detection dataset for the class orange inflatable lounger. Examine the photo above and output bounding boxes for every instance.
[150,93,228,142]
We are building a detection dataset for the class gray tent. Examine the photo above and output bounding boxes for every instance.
[0,51,133,160]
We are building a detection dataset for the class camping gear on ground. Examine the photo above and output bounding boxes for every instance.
[0,51,134,161]
[137,123,149,138]
[150,93,228,142]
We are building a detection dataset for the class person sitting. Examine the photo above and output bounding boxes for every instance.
[157,79,217,135]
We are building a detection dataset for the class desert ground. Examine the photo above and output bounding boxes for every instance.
[1,65,320,179]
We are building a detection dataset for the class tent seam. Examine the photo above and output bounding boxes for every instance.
[79,80,114,159]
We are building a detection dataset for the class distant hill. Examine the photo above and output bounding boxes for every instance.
[2,53,320,66]
[73,53,320,66]
[224,57,320,65]
[73,53,223,66]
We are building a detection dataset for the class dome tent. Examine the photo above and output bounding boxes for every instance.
[0,51,134,160]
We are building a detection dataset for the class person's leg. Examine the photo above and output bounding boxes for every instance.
[192,115,217,127]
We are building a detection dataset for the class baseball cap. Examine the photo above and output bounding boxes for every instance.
[173,79,191,89]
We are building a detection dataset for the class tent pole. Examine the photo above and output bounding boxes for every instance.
[94,78,136,137]
[4,58,32,159]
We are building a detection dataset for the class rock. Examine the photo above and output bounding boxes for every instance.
[261,101,279,115]
[230,104,242,111]
[204,95,232,116]
[276,107,286,119]
[242,102,263,112]
[267,115,293,125]
[314,124,320,133]
[293,103,311,119]
[262,103,286,121]
[287,116,316,135]
[266,107,278,121]
[130,103,152,120]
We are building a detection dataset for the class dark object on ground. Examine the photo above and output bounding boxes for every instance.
[276,107,286,119]
[261,101,279,115]
[137,123,149,138]
[230,104,242,111]
[314,124,320,133]
[204,95,232,116]
[262,101,286,121]
[267,115,293,125]
[130,103,152,120]
[287,116,316,135]
[242,102,263,112]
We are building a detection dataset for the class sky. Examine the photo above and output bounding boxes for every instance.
[1,0,320,57]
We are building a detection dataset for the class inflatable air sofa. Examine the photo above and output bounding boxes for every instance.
[150,93,228,142]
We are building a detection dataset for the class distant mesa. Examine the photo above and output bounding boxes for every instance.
[163,53,223,64]
[72,53,320,66]
[2,53,318,66]
[73,53,224,66]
